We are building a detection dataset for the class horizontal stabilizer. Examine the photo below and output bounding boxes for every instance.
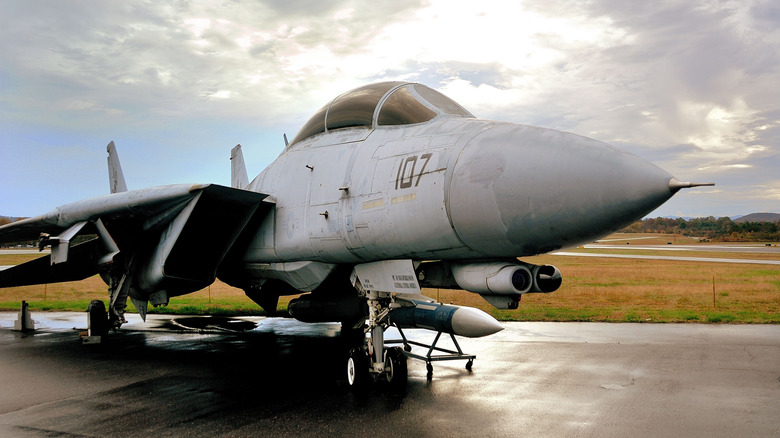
[0,239,101,287]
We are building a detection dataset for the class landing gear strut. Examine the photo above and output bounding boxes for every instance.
[106,269,130,330]
[345,289,408,391]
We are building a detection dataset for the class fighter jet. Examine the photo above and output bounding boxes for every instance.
[0,81,711,388]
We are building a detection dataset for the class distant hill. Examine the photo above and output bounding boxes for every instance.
[660,215,739,220]
[657,213,776,222]
[734,213,780,223]
[623,215,779,241]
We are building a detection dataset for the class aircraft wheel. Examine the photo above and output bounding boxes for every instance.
[347,348,370,389]
[87,300,109,337]
[384,347,408,391]
[466,359,473,371]
[426,362,433,382]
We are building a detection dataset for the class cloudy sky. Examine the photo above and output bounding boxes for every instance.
[1,0,778,218]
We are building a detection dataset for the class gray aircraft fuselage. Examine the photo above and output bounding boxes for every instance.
[0,81,712,386]
[0,81,710,329]
[233,85,681,300]
[248,119,673,264]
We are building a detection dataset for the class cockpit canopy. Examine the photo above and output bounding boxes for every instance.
[289,82,474,146]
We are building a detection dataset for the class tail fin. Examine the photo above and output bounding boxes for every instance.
[106,141,127,194]
[231,144,249,189]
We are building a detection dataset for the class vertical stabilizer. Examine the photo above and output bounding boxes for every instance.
[231,144,249,189]
[106,141,128,194]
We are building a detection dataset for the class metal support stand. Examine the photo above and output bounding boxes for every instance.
[386,324,475,381]
[13,301,35,332]
[81,334,102,345]
[81,300,108,344]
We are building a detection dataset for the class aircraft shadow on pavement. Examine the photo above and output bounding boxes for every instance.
[1,316,501,437]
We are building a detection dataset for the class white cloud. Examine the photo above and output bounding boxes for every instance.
[0,0,778,217]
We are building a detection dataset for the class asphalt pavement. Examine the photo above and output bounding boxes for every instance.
[0,312,778,437]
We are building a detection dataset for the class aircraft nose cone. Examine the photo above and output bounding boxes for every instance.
[448,123,676,256]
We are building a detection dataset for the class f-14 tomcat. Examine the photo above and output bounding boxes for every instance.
[0,81,711,388]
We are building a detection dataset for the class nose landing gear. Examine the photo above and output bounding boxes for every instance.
[345,288,409,391]
[345,345,408,392]
[346,347,371,388]
[384,346,408,391]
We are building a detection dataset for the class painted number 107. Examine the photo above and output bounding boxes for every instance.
[395,153,432,190]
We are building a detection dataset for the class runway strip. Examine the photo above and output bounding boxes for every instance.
[552,251,780,265]
[583,243,780,254]
[595,236,658,242]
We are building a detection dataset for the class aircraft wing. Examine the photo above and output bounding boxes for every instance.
[0,183,270,288]
[1,184,207,244]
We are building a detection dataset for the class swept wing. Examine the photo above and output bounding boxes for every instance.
[0,183,270,302]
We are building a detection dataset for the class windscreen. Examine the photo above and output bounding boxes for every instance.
[289,82,473,146]
[378,86,437,126]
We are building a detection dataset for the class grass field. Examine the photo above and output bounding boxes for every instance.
[2,234,778,323]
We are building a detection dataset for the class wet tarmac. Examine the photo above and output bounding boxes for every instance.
[1,312,778,437]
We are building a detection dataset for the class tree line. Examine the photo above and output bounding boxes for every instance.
[622,216,780,241]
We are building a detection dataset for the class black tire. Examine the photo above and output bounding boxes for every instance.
[384,347,408,391]
[347,348,370,389]
[87,300,109,337]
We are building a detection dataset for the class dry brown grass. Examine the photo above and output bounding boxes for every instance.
[482,254,780,322]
